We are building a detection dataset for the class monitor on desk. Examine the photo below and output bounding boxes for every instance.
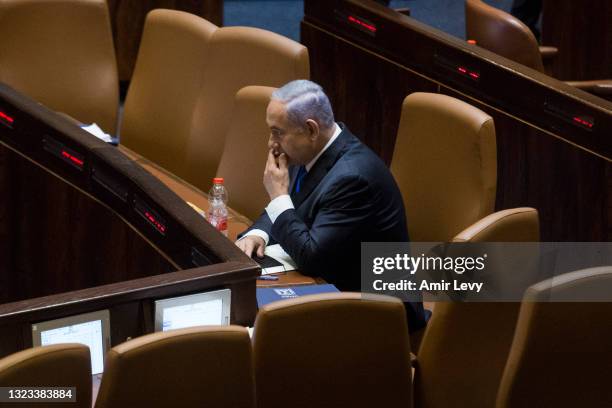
[31,310,111,375]
[154,288,231,332]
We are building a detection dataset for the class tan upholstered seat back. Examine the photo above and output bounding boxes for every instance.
[391,92,497,242]
[0,344,92,408]
[0,0,119,133]
[465,0,544,72]
[95,326,255,408]
[253,293,413,408]
[120,10,218,179]
[414,208,539,408]
[497,267,612,408]
[216,86,275,221]
[187,26,309,191]
[452,207,539,242]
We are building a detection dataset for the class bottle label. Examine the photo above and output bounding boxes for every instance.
[217,218,228,236]
[209,215,228,236]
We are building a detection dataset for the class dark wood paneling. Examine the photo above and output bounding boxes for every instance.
[302,21,438,164]
[542,0,612,81]
[0,143,175,304]
[440,87,609,241]
[302,0,612,241]
[0,83,259,358]
[106,0,223,82]
[0,146,13,302]
[0,260,257,355]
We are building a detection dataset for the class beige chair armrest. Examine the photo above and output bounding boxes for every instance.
[452,208,539,242]
[566,79,612,96]
[538,45,558,60]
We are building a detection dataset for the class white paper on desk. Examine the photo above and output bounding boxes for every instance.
[81,123,113,143]
[262,244,298,275]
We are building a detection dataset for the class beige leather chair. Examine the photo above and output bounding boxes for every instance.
[414,208,539,408]
[0,0,119,133]
[187,26,309,191]
[253,293,413,408]
[465,0,612,96]
[120,10,218,179]
[94,326,254,408]
[216,86,275,221]
[0,344,92,408]
[391,92,497,242]
[465,0,545,71]
[497,266,612,407]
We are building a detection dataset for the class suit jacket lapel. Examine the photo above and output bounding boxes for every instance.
[291,126,352,208]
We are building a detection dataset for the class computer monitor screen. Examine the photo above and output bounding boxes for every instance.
[154,288,231,332]
[31,310,111,375]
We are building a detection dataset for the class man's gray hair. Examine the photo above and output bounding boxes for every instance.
[271,80,335,131]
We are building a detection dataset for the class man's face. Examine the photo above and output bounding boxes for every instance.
[266,99,316,166]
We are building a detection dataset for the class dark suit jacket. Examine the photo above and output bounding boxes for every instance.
[246,124,426,330]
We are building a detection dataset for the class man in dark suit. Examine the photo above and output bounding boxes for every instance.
[236,80,426,331]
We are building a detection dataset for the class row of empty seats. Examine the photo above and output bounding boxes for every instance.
[0,1,309,193]
[2,267,611,408]
[122,10,308,190]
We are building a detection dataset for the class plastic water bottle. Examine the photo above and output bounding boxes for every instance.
[208,177,228,236]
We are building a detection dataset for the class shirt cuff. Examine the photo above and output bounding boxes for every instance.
[266,194,294,223]
[240,229,270,246]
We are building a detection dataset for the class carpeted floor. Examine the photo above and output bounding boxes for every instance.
[223,0,515,42]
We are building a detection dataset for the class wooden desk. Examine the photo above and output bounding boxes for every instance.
[0,82,260,368]
[118,145,318,288]
[542,0,612,81]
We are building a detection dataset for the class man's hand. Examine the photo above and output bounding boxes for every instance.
[263,149,289,200]
[235,235,266,258]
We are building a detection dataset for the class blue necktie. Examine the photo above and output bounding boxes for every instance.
[294,165,307,194]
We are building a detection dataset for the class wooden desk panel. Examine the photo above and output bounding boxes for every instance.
[439,87,609,241]
[0,83,258,358]
[302,0,612,241]
[118,145,318,287]
[301,19,438,165]
[542,0,612,81]
[0,142,176,305]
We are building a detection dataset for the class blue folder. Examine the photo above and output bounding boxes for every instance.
[256,284,339,308]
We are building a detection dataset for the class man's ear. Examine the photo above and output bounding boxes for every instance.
[305,119,320,141]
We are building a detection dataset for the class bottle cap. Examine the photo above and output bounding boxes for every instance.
[213,177,224,184]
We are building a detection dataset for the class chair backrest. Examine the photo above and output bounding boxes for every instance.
[465,0,544,72]
[95,326,255,408]
[496,266,612,408]
[452,207,539,242]
[253,293,413,408]
[391,92,497,242]
[216,86,275,221]
[0,0,119,133]
[0,344,92,408]
[415,208,539,408]
[186,26,309,191]
[120,10,218,179]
